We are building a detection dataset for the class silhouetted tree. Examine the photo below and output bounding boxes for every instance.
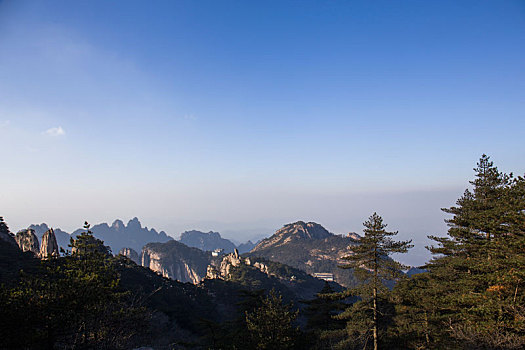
[245,289,300,350]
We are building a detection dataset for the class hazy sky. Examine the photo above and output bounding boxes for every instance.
[1,1,524,265]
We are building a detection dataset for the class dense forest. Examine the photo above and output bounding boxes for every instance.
[1,155,523,349]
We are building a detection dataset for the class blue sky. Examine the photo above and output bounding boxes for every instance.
[1,0,524,265]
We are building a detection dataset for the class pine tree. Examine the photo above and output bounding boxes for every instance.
[425,155,525,348]
[390,271,445,349]
[336,213,412,350]
[244,289,300,350]
[70,221,111,257]
[303,282,347,349]
[304,282,346,332]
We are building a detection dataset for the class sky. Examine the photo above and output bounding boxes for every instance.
[1,0,524,265]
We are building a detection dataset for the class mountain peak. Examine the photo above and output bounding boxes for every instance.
[29,223,50,232]
[251,221,333,252]
[179,230,236,253]
[127,217,141,229]
[280,221,332,240]
[111,219,125,230]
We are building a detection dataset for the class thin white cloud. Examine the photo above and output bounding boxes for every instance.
[44,126,65,136]
[0,120,10,128]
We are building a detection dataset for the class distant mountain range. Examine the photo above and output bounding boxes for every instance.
[25,218,257,258]
[28,218,172,254]
[20,218,415,289]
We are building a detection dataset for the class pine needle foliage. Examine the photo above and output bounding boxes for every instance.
[403,155,525,349]
[331,213,412,350]
[244,289,301,350]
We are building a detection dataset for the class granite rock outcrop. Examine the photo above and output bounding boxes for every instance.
[206,248,268,280]
[15,229,40,256]
[141,240,213,284]
[40,228,59,258]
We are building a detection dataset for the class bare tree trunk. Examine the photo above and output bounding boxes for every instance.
[373,246,378,350]
[424,311,430,346]
[373,285,378,350]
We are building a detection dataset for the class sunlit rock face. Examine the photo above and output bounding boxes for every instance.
[40,228,59,258]
[140,241,213,284]
[206,249,268,280]
[15,229,40,256]
[119,247,140,264]
[252,221,332,251]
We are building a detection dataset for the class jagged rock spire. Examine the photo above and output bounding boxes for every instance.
[40,228,59,258]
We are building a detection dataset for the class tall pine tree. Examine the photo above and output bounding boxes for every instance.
[424,155,525,349]
[334,213,412,350]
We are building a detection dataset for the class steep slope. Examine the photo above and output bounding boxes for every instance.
[249,221,360,287]
[179,230,237,253]
[141,240,215,283]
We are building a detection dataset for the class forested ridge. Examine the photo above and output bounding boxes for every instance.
[1,155,523,349]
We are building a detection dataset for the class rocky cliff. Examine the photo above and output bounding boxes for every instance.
[15,229,40,256]
[40,228,59,258]
[249,221,360,287]
[141,240,214,284]
[206,248,269,280]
